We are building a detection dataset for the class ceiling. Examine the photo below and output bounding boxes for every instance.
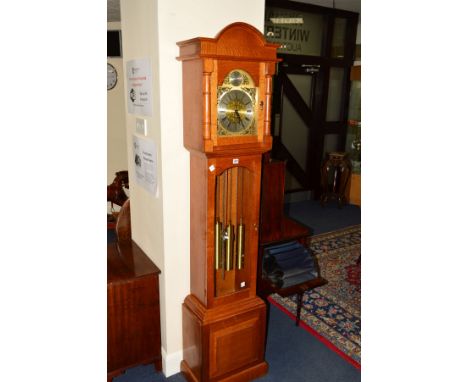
[107,0,360,22]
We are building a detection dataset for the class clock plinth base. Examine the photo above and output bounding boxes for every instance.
[181,360,268,382]
[180,361,268,382]
[181,294,268,382]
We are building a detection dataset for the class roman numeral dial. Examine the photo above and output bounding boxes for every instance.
[217,89,254,134]
[217,69,257,136]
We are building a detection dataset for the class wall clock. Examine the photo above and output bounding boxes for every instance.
[107,62,118,90]
[177,23,279,382]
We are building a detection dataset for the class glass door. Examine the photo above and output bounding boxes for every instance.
[265,0,359,198]
[272,62,321,193]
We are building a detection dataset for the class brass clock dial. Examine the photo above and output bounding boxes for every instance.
[228,70,244,86]
[217,89,254,134]
[217,69,257,136]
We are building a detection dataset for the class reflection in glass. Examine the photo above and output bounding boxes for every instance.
[281,96,309,171]
[284,170,303,192]
[288,73,314,107]
[214,167,252,297]
[264,6,324,56]
[322,134,340,160]
[326,67,344,121]
[346,121,361,174]
[347,80,361,121]
[331,18,347,58]
[346,75,361,174]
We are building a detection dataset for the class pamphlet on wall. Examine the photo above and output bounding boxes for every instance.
[126,58,153,116]
[132,134,158,197]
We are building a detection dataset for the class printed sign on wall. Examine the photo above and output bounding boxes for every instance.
[133,134,158,197]
[126,58,153,116]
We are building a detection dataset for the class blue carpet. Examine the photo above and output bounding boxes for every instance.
[113,365,185,382]
[285,199,361,235]
[114,365,185,382]
[113,303,359,382]
[111,199,361,381]
[258,303,360,381]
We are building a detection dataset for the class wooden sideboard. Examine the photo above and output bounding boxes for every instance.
[107,240,162,381]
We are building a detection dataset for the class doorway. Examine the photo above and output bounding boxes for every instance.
[265,0,359,199]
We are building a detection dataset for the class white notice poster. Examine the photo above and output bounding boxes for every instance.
[126,58,153,116]
[133,135,158,196]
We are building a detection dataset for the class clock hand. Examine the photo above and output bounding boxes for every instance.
[234,110,241,123]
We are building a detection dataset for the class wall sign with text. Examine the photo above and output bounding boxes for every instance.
[126,58,153,116]
[133,134,158,197]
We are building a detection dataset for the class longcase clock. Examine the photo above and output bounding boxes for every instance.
[177,23,279,382]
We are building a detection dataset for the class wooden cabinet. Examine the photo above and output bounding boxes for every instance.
[107,241,162,381]
[259,154,311,247]
[347,173,361,206]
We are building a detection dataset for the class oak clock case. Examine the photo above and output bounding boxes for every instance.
[177,22,279,382]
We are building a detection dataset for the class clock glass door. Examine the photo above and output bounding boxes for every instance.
[214,166,254,297]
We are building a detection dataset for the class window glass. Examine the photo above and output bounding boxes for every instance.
[322,134,340,160]
[287,73,313,107]
[281,95,309,171]
[331,18,347,58]
[265,6,324,56]
[326,67,345,121]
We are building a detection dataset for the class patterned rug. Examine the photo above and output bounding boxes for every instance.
[268,225,361,369]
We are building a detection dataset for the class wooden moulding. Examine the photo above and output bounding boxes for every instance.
[176,23,279,63]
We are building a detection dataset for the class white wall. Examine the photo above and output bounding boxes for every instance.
[107,22,128,186]
[119,0,266,376]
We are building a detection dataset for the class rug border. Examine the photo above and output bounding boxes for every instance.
[268,295,361,370]
[309,224,361,241]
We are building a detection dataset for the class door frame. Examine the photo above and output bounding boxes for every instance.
[266,0,359,197]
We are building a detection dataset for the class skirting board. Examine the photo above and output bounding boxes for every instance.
[162,347,183,377]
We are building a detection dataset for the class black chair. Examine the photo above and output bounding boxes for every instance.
[261,240,327,325]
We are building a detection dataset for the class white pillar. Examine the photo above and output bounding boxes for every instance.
[120,0,265,376]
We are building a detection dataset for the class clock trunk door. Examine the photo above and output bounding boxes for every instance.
[208,156,262,306]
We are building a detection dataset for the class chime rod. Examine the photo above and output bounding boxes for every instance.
[225,168,233,271]
[215,219,222,270]
[237,168,245,270]
[223,171,229,277]
[215,175,222,270]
